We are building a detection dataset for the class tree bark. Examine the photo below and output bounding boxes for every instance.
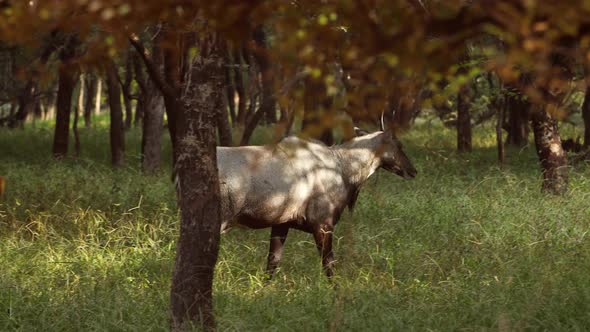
[302,77,334,145]
[135,37,165,174]
[495,96,505,164]
[52,64,77,159]
[233,47,247,127]
[218,95,233,146]
[170,32,224,332]
[9,80,35,129]
[224,50,236,125]
[106,61,125,167]
[583,84,590,148]
[84,74,97,128]
[73,73,83,157]
[141,91,164,174]
[456,85,472,152]
[505,89,530,147]
[121,52,134,129]
[252,25,276,125]
[531,108,568,194]
[94,78,102,115]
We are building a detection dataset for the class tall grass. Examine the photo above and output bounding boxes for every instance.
[1,118,590,331]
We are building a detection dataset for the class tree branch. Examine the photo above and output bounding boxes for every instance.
[129,33,176,99]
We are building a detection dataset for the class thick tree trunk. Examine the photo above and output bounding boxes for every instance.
[505,91,530,147]
[53,64,77,159]
[531,108,568,194]
[583,84,590,148]
[170,32,224,332]
[84,74,97,128]
[456,86,472,152]
[106,61,125,167]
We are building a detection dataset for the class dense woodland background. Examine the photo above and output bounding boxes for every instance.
[2,1,590,330]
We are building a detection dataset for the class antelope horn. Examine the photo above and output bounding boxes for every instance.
[380,111,385,131]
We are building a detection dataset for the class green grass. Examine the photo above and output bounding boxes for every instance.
[2,118,590,331]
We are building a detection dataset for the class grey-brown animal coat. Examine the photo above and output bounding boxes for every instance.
[217,129,416,277]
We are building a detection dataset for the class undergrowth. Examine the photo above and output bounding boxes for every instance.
[1,117,590,331]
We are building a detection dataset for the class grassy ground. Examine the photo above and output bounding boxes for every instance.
[1,117,590,331]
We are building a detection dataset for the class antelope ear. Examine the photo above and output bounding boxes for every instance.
[354,127,369,137]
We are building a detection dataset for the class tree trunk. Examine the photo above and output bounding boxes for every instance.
[252,25,276,125]
[495,96,505,164]
[583,84,590,148]
[84,74,97,128]
[106,61,125,167]
[170,32,224,332]
[141,91,164,174]
[531,108,568,194]
[73,73,83,157]
[302,78,334,145]
[136,37,165,174]
[94,78,102,115]
[9,80,35,129]
[233,47,247,127]
[218,96,233,146]
[122,52,134,129]
[505,90,530,147]
[224,50,236,125]
[240,102,265,145]
[52,64,77,159]
[456,85,472,152]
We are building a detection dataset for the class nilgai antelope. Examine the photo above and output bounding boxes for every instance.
[214,124,417,278]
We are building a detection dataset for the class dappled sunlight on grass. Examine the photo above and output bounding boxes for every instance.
[1,122,590,330]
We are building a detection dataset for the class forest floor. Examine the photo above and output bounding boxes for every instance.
[1,117,590,331]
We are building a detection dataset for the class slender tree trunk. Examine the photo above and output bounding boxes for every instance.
[302,78,334,145]
[240,101,265,145]
[170,32,224,332]
[53,64,77,159]
[224,50,236,125]
[84,74,97,128]
[583,84,590,148]
[495,96,505,164]
[233,48,247,127]
[134,98,144,127]
[456,85,472,152]
[142,91,164,174]
[122,52,134,129]
[9,80,35,129]
[253,25,276,125]
[94,79,102,115]
[505,90,530,147]
[218,95,233,146]
[531,107,568,194]
[106,61,125,167]
[73,73,83,157]
[136,36,165,174]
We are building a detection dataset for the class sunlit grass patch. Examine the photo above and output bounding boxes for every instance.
[1,121,590,330]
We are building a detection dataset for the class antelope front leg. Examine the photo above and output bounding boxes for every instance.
[266,224,290,279]
[313,224,335,278]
